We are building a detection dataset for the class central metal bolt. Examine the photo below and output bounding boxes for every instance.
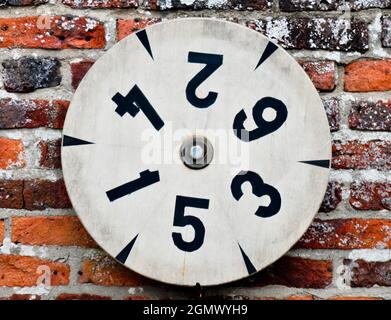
[180,136,213,170]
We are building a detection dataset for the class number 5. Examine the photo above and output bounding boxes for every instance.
[172,195,210,252]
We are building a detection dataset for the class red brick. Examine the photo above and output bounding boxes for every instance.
[0,137,25,169]
[297,219,391,249]
[63,0,138,8]
[299,61,336,92]
[39,139,61,169]
[0,16,105,49]
[350,182,391,211]
[117,18,161,41]
[71,60,94,90]
[0,294,41,300]
[349,100,391,131]
[0,220,3,246]
[79,256,152,286]
[0,255,69,287]
[56,294,111,300]
[0,180,24,209]
[0,98,69,129]
[239,257,332,288]
[23,179,72,210]
[345,259,391,288]
[332,140,391,170]
[345,60,391,92]
[319,181,342,212]
[12,216,97,247]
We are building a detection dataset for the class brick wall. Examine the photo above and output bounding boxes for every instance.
[0,0,390,300]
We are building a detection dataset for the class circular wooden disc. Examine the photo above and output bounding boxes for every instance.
[62,18,331,286]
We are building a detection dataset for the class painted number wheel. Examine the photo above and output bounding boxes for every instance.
[62,18,331,286]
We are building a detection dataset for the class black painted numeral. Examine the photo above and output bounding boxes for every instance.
[186,52,223,109]
[233,97,288,142]
[172,195,210,252]
[231,171,281,218]
[106,170,160,202]
[112,85,164,131]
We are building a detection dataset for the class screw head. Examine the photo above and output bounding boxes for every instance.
[180,136,213,170]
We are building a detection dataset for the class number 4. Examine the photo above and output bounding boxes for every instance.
[112,84,164,131]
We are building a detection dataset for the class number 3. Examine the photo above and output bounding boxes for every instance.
[231,171,281,218]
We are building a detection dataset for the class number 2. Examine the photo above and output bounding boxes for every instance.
[186,52,223,109]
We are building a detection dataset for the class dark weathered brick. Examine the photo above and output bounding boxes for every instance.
[23,179,71,210]
[322,97,340,131]
[279,0,340,11]
[382,16,391,47]
[39,139,61,169]
[62,0,138,8]
[280,0,391,11]
[352,0,391,10]
[320,181,342,212]
[238,257,333,288]
[0,99,68,129]
[71,60,95,90]
[56,294,111,300]
[349,100,391,131]
[0,0,47,6]
[0,180,23,209]
[2,57,61,93]
[345,259,391,288]
[297,219,391,249]
[332,140,391,170]
[154,0,272,10]
[247,18,368,52]
[350,182,391,211]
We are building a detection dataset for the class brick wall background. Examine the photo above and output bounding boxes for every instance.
[0,0,390,300]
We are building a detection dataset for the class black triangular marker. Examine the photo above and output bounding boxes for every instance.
[239,244,257,275]
[255,41,278,70]
[62,135,94,146]
[136,30,153,60]
[116,234,139,264]
[299,160,330,168]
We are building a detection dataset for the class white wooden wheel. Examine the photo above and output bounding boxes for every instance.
[62,18,331,286]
